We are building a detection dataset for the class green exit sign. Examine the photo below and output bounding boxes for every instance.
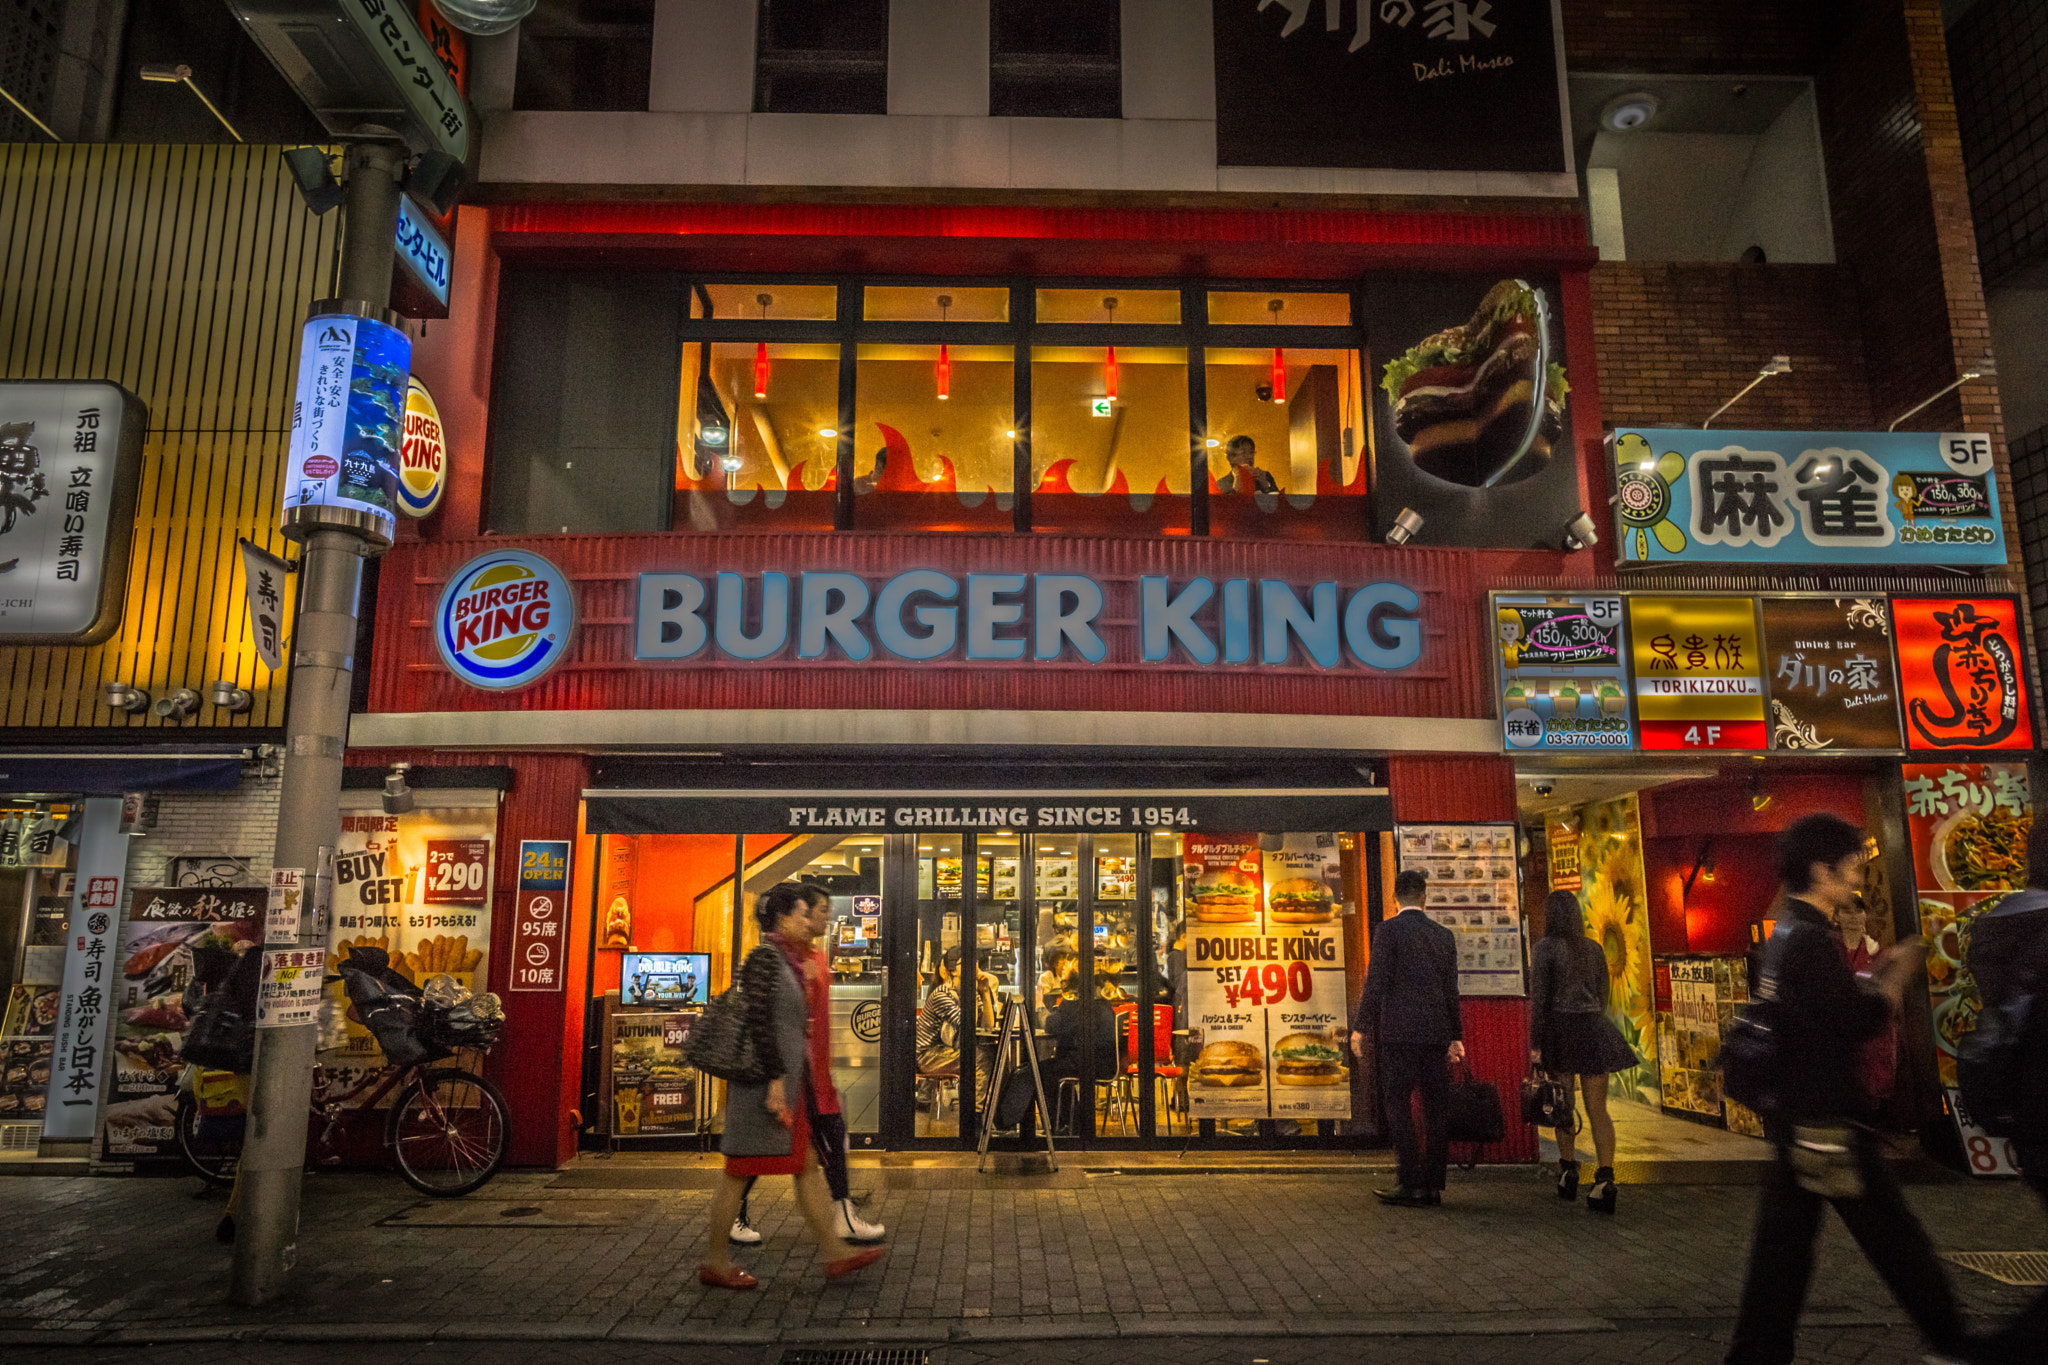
[1090,398,1114,417]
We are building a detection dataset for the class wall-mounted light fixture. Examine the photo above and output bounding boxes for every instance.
[103,681,150,714]
[1887,355,1996,432]
[382,763,415,816]
[1562,511,1599,551]
[1703,355,1790,429]
[152,688,200,721]
[208,681,255,714]
[139,63,243,142]
[1385,507,1425,546]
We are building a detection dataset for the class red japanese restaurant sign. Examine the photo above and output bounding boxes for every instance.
[1893,598,2034,751]
[510,839,572,993]
[1627,597,1767,751]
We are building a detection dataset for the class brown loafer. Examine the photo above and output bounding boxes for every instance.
[699,1263,758,1290]
[824,1246,888,1280]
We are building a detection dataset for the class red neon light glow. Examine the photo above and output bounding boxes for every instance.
[1105,345,1118,402]
[936,343,950,400]
[1271,347,1287,403]
[754,342,769,399]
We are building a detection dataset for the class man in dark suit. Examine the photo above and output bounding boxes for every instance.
[1350,868,1463,1207]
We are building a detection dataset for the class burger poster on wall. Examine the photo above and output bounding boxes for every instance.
[1183,834,1352,1121]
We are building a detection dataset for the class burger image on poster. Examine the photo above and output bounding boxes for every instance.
[1271,1032,1347,1087]
[1366,273,1584,551]
[434,549,578,690]
[1191,866,1260,924]
[1189,1039,1264,1088]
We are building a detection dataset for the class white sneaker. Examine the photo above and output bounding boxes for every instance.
[727,1219,762,1244]
[836,1198,884,1242]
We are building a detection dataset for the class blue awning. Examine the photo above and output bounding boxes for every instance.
[0,750,247,794]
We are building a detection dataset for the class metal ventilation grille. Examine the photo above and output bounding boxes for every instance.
[1943,1251,2048,1287]
[0,1122,41,1153]
[780,1350,932,1365]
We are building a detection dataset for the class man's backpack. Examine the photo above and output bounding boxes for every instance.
[1717,923,1790,1117]
[1958,895,2048,1138]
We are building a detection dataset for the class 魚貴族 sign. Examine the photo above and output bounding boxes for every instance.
[1609,429,2006,567]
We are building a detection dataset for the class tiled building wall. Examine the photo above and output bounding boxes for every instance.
[1949,0,2048,288]
[119,760,281,911]
[1587,264,1873,430]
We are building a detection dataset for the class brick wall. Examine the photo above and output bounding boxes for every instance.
[1949,0,2048,288]
[1587,264,1873,430]
[120,762,282,910]
[1561,1,1819,74]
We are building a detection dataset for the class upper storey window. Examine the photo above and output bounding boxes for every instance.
[990,0,1121,119]
[755,0,890,114]
[515,0,656,112]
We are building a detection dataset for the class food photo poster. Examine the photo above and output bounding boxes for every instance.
[1183,834,1351,1122]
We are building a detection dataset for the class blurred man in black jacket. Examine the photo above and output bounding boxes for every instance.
[1725,814,1967,1365]
[1351,868,1462,1207]
[1962,818,2048,1364]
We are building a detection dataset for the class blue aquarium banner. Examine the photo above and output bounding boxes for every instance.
[1608,429,2006,567]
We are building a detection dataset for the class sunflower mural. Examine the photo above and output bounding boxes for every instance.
[1573,794,1658,1102]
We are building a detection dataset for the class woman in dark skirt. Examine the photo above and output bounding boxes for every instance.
[1529,889,1638,1214]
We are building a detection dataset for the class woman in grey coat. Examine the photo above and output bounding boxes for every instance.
[699,885,886,1289]
[1529,889,1638,1214]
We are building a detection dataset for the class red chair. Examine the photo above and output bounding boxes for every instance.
[1117,1004,1185,1134]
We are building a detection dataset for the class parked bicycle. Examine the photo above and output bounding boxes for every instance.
[176,945,510,1197]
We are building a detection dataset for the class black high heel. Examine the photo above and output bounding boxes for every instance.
[215,1213,236,1244]
[1587,1167,1616,1215]
[1555,1159,1580,1201]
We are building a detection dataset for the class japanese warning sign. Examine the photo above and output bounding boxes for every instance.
[1609,429,2005,567]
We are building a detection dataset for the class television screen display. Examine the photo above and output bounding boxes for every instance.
[621,952,711,1007]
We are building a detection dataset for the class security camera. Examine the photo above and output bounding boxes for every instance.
[1254,383,1274,403]
[1534,782,1555,798]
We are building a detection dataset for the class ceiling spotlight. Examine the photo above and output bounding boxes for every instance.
[1205,438,1221,448]
[1562,511,1599,552]
[1385,507,1425,546]
[1601,91,1660,132]
[819,428,839,439]
[102,681,150,714]
[382,763,415,816]
[208,681,254,713]
[719,453,744,472]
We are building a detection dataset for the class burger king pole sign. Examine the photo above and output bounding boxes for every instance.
[436,550,577,690]
[398,377,447,518]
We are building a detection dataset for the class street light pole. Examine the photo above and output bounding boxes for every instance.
[230,141,404,1307]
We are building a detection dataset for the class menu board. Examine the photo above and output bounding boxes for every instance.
[1495,592,1632,752]
[1893,598,2035,751]
[1183,834,1351,1121]
[1397,823,1525,997]
[1758,597,1903,751]
[1035,856,1077,900]
[1628,596,1767,751]
[1657,956,1746,1120]
[1095,856,1136,900]
[322,801,497,1089]
[1902,761,2033,1089]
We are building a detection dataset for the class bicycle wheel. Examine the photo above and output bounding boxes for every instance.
[174,1092,240,1187]
[386,1067,509,1197]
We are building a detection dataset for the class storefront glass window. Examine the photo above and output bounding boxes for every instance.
[1203,347,1371,538]
[913,833,969,1138]
[1206,290,1352,327]
[1035,287,1180,325]
[1029,346,1191,535]
[850,344,1016,531]
[675,341,842,531]
[863,285,1008,323]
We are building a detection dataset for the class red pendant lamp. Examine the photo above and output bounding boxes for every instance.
[936,343,951,401]
[753,342,770,400]
[1105,345,1119,402]
[1271,346,1287,403]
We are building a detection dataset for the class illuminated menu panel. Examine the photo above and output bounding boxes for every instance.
[1626,597,1766,751]
[1494,593,1633,752]
[1894,598,2036,752]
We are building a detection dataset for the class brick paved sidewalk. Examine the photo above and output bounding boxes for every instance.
[0,1165,2040,1361]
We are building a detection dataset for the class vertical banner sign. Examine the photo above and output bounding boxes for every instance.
[512,839,572,993]
[1398,824,1525,996]
[237,537,291,672]
[1184,835,1273,1119]
[282,307,410,543]
[101,886,265,1159]
[322,803,495,1084]
[41,798,123,1138]
[0,381,145,643]
[1758,597,1904,751]
[1260,834,1352,1120]
[1900,761,2031,1095]
[1893,598,2035,751]
[1628,597,1767,750]
[1494,592,1632,751]
[1544,812,1581,893]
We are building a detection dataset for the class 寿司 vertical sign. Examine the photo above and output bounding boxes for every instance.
[511,839,572,992]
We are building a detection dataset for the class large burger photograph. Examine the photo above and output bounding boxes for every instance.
[1188,1039,1264,1088]
[1191,866,1260,924]
[1271,1032,1347,1087]
[1265,876,1334,924]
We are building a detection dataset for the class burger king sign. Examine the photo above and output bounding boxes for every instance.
[397,377,446,517]
[435,550,577,690]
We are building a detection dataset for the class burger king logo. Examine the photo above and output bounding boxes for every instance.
[435,550,576,691]
[397,377,446,518]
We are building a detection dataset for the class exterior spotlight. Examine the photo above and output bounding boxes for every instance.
[1385,507,1425,546]
[382,763,415,816]
[282,147,344,214]
[1704,355,1791,428]
[1888,354,1998,431]
[103,681,150,714]
[140,62,243,142]
[1562,512,1599,551]
[1601,91,1660,132]
[152,688,201,720]
[208,681,254,713]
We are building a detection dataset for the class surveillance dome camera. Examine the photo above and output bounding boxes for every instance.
[1534,781,1555,797]
[1254,383,1274,403]
[1601,91,1660,132]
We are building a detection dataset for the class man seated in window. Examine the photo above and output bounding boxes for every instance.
[1217,435,1277,495]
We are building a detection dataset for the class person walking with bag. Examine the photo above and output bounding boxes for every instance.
[731,884,883,1247]
[1350,868,1462,1208]
[698,885,885,1290]
[1529,889,1637,1214]
[1959,821,2048,1364]
[1724,814,1968,1365]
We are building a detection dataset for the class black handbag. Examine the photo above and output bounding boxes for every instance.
[1521,1071,1576,1131]
[679,953,772,1084]
[1446,1063,1506,1145]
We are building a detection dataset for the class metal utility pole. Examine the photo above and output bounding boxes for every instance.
[231,141,404,1307]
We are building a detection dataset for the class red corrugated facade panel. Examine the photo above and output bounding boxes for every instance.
[367,533,1578,720]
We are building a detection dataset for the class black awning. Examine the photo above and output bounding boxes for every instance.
[0,751,244,794]
[585,757,1390,835]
